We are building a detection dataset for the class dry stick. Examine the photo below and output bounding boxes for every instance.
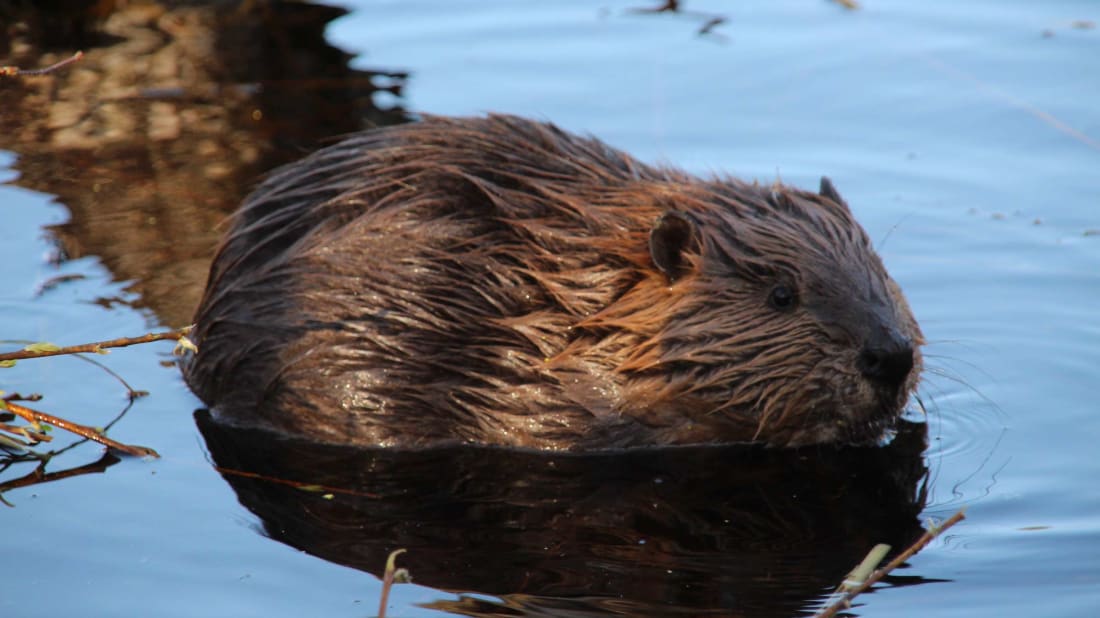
[698,16,727,36]
[3,392,43,402]
[0,51,84,77]
[0,326,193,363]
[4,401,159,458]
[814,508,967,618]
[629,0,679,12]
[0,422,52,444]
[71,353,148,400]
[0,328,189,457]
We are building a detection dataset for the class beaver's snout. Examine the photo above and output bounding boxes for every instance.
[858,335,916,392]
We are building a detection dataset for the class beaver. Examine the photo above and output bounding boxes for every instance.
[183,114,923,450]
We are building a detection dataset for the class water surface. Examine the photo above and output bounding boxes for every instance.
[2,1,1098,616]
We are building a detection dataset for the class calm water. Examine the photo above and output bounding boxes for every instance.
[2,1,1099,616]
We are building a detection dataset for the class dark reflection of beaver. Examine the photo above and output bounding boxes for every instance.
[195,411,930,616]
[184,114,923,449]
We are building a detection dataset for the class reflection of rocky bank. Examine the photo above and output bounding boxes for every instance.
[198,411,932,617]
[0,1,408,327]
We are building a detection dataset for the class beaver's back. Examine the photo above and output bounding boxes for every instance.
[186,116,675,447]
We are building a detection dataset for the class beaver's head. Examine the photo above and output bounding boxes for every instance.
[613,177,923,447]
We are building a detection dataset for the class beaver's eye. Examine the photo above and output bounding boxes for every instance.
[768,284,798,311]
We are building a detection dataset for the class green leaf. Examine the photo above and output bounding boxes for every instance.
[23,342,60,353]
[0,360,15,368]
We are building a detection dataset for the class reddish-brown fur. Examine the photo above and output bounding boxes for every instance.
[183,114,923,449]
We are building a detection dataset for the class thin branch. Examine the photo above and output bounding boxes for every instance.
[70,353,149,400]
[0,51,84,77]
[2,392,43,403]
[815,508,967,618]
[4,401,159,458]
[630,0,679,12]
[0,422,52,445]
[0,326,193,363]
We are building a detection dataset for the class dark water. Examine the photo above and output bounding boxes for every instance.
[2,1,1099,616]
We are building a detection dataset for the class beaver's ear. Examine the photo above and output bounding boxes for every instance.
[649,211,696,283]
[819,176,848,207]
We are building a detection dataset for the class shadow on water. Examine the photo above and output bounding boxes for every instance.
[198,411,933,617]
[0,0,409,327]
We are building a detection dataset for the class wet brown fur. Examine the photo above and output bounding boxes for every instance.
[184,114,923,449]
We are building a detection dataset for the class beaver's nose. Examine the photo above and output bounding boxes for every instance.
[858,336,915,388]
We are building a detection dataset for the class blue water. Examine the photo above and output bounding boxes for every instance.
[3,1,1099,616]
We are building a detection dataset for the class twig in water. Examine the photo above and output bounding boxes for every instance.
[629,0,679,12]
[3,401,158,458]
[698,16,727,36]
[628,0,729,40]
[0,329,189,459]
[0,326,194,365]
[815,508,967,618]
[0,51,84,77]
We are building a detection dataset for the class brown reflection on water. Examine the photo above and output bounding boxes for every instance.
[0,1,408,327]
[198,411,931,617]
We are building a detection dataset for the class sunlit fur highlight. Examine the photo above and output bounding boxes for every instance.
[184,114,923,449]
